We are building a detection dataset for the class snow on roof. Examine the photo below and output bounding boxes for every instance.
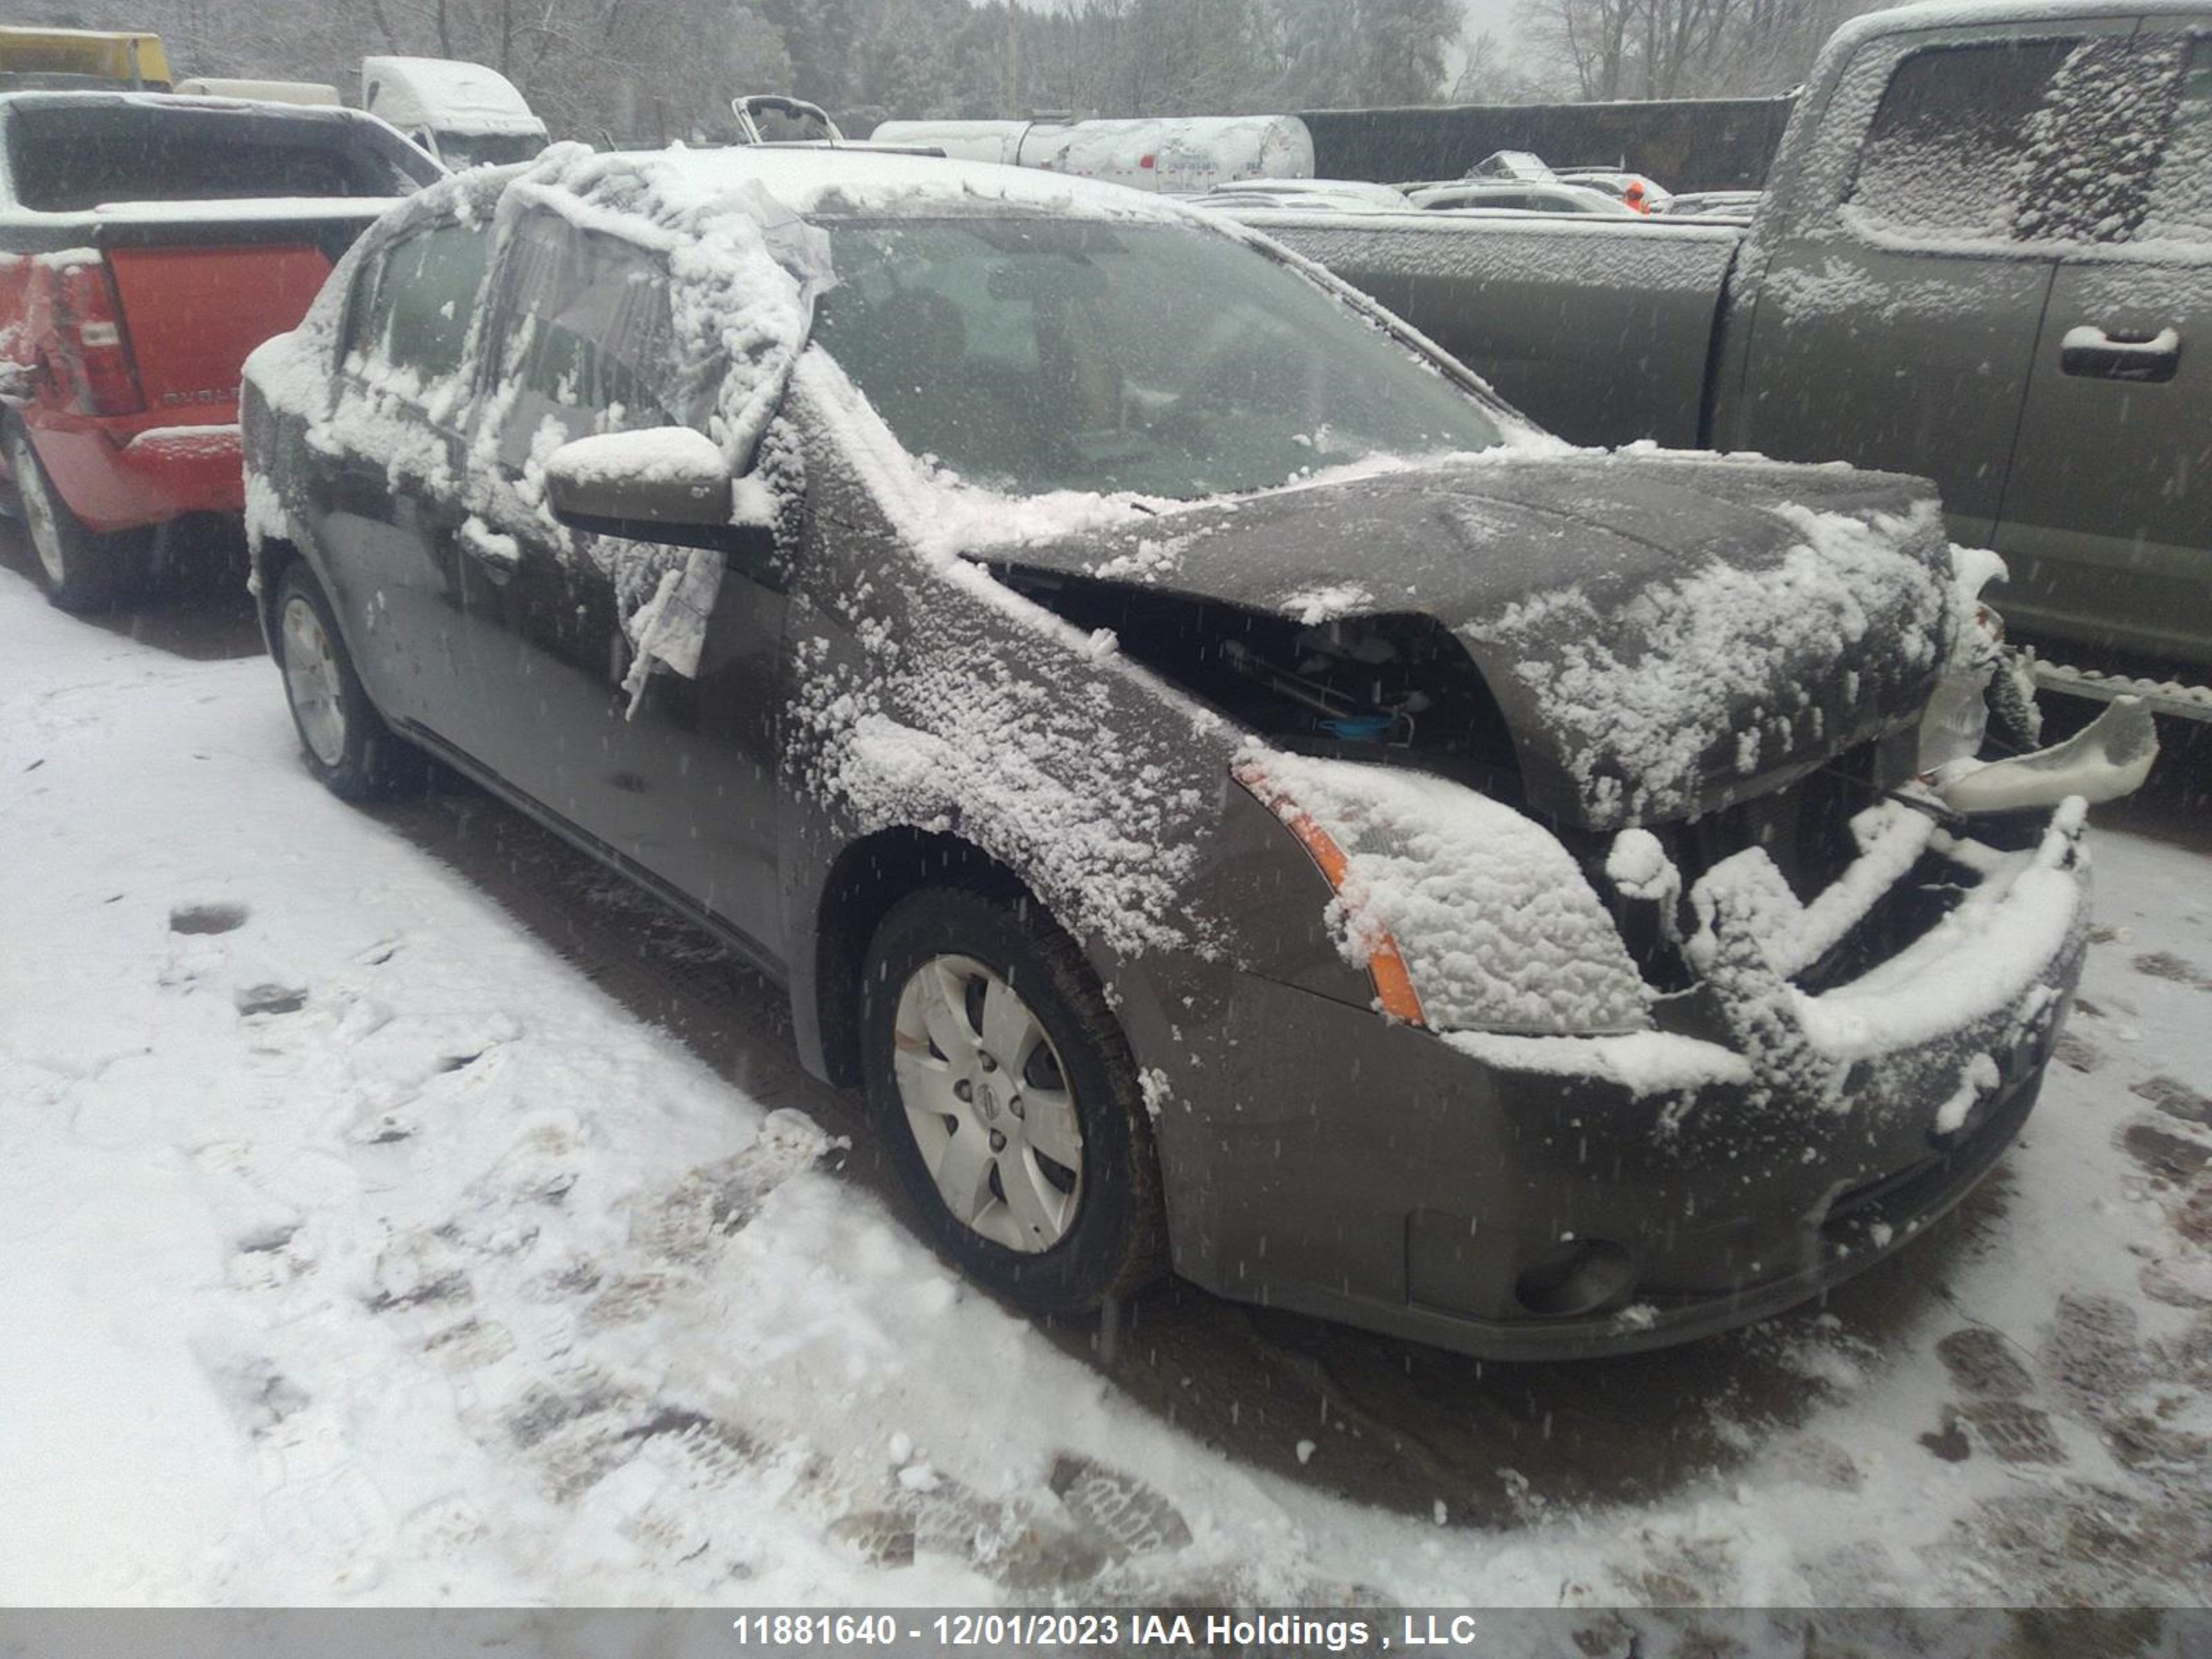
[360,55,543,137]
[585,142,1206,227]
[1828,0,2197,62]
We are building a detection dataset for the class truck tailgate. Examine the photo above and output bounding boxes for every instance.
[1232,211,1743,448]
[105,243,333,411]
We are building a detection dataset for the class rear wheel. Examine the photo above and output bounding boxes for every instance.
[862,884,1166,1314]
[6,424,151,612]
[273,561,423,801]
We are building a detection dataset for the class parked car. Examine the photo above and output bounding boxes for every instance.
[1463,148,1553,182]
[360,55,548,171]
[1235,1,2212,674]
[870,114,1316,194]
[243,146,2143,1359]
[0,92,442,610]
[1405,180,1638,216]
[1556,167,1674,213]
[1653,189,1763,220]
[1194,178,1412,214]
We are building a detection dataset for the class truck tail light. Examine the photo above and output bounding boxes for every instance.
[53,260,144,416]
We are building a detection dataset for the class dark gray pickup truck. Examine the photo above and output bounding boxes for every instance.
[1232,0,2211,677]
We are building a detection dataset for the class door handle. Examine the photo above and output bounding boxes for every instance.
[2060,324,2181,384]
[455,515,521,584]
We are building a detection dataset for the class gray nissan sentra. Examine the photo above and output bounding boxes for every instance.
[241,147,2153,1358]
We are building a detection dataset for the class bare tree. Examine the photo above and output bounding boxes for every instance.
[1515,0,1883,102]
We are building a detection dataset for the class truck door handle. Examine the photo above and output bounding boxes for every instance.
[2061,324,2181,384]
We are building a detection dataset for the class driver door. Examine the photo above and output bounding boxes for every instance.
[456,212,790,952]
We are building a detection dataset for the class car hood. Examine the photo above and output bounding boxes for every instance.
[980,453,1956,830]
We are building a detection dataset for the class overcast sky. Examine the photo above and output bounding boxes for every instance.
[1461,0,1521,39]
[1450,0,1528,84]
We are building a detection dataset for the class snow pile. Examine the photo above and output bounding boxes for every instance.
[1237,744,1649,1034]
[1474,500,1949,827]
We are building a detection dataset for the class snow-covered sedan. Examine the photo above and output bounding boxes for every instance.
[241,145,2150,1357]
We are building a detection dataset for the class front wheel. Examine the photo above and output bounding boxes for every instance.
[6,424,151,612]
[862,885,1166,1315]
[273,561,424,801]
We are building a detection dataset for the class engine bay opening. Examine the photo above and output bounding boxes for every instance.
[992,563,1526,796]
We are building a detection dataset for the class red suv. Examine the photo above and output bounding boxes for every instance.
[0,92,438,608]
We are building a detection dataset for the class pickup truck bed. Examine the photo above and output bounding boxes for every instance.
[0,93,435,608]
[1233,1,2212,677]
[1245,210,1743,449]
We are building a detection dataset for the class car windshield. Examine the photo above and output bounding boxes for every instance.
[438,130,545,169]
[812,216,1508,500]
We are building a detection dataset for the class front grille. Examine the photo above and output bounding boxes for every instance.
[1566,744,1893,991]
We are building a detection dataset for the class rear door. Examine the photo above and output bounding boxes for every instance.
[1997,23,2212,664]
[1728,21,2134,545]
[458,213,789,950]
[307,215,493,734]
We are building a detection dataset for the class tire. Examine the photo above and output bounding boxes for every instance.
[862,884,1167,1315]
[272,560,424,801]
[6,424,152,612]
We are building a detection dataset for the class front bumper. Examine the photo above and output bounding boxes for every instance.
[1171,804,2090,1360]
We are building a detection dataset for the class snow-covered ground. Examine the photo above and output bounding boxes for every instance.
[3,561,2209,1614]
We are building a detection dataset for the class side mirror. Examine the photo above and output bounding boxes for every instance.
[545,427,774,558]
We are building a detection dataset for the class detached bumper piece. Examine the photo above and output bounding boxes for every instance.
[1935,696,2158,812]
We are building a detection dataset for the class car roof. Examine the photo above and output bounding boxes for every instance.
[558,143,1201,226]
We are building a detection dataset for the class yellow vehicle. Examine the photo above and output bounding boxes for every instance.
[0,27,171,91]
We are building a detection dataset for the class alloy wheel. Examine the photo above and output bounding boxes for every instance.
[891,953,1085,1253]
[14,443,66,586]
[281,594,349,767]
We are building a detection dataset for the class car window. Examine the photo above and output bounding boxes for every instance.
[1848,37,2078,241]
[2140,34,2212,246]
[813,216,1508,500]
[350,221,493,383]
[2014,35,2195,243]
[480,212,693,471]
[1850,35,2197,247]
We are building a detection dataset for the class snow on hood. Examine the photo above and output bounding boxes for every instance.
[973,449,1953,830]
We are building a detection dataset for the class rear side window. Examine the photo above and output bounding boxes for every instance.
[2141,35,2212,246]
[1850,35,2202,247]
[1848,38,2077,241]
[2014,35,2189,243]
[5,103,437,210]
[352,221,493,381]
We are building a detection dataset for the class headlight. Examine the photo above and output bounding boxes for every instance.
[1232,747,1650,1035]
